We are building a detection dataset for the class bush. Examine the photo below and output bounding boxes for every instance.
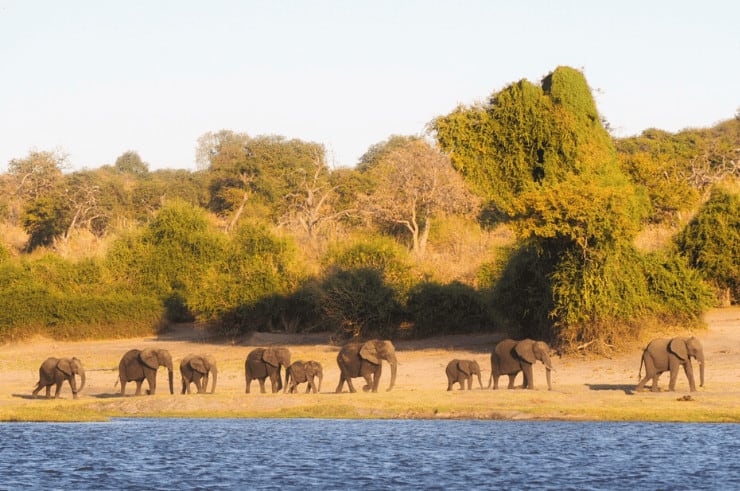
[406,281,490,337]
[320,267,402,341]
[676,186,740,304]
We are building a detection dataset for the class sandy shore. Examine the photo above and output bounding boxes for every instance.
[1,308,739,422]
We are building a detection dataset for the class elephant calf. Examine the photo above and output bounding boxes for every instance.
[445,359,483,390]
[285,360,323,394]
[32,357,86,399]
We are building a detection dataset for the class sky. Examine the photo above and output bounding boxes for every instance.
[1,0,738,171]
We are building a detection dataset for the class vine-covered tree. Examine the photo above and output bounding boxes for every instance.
[433,66,707,350]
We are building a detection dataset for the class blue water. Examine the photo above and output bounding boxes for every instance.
[0,419,737,490]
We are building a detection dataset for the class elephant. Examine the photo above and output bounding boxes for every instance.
[180,354,218,394]
[118,348,174,396]
[636,336,705,392]
[489,338,553,390]
[284,360,323,394]
[445,359,483,391]
[335,339,398,393]
[32,357,86,399]
[244,347,291,394]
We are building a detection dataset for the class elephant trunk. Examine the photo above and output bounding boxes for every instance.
[210,367,218,394]
[167,368,174,395]
[542,353,553,391]
[387,353,398,392]
[316,371,323,393]
[77,368,86,394]
[698,357,705,388]
[476,371,483,390]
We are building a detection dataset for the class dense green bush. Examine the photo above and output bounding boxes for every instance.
[319,267,402,341]
[406,281,490,337]
[676,186,740,303]
[0,259,160,341]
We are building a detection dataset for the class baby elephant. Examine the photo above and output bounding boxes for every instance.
[32,357,86,399]
[445,359,483,390]
[285,360,323,394]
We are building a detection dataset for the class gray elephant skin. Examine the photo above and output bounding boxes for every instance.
[636,336,705,392]
[32,357,86,399]
[335,339,398,393]
[445,359,483,390]
[245,347,291,393]
[180,354,218,394]
[118,348,174,395]
[285,360,323,393]
[489,338,553,390]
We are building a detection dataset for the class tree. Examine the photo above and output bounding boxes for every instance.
[197,131,327,232]
[432,66,708,351]
[359,139,479,257]
[8,150,65,202]
[281,156,354,241]
[114,151,149,176]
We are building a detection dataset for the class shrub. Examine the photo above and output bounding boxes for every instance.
[406,281,490,337]
[676,186,740,304]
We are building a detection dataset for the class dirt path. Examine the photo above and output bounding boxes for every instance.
[1,308,738,422]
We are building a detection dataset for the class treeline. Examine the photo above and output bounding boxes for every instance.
[0,66,738,351]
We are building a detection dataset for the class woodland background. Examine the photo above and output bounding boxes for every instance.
[1,66,738,353]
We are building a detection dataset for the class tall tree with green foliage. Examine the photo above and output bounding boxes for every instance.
[433,66,706,350]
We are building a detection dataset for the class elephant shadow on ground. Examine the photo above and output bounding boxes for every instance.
[12,394,39,400]
[586,384,637,395]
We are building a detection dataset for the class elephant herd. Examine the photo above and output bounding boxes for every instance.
[31,335,705,399]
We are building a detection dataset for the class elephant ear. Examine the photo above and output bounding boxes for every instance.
[514,340,537,365]
[139,349,159,370]
[668,338,689,361]
[359,342,380,365]
[56,359,73,377]
[457,361,472,376]
[262,349,279,367]
[190,357,207,374]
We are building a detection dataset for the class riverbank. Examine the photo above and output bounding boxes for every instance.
[1,308,739,422]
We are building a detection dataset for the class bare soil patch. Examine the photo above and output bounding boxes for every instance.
[2,308,739,422]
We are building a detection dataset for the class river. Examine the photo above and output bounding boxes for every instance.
[0,419,737,490]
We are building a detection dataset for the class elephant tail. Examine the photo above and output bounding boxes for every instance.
[486,372,492,389]
[638,353,645,380]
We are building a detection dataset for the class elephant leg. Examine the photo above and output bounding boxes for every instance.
[146,371,157,395]
[492,374,500,390]
[635,372,652,392]
[53,382,63,399]
[683,362,697,392]
[507,374,517,389]
[68,377,78,399]
[245,376,252,394]
[120,379,127,396]
[522,364,534,389]
[345,376,357,393]
[466,375,472,390]
[134,380,143,396]
[668,363,680,391]
[258,378,267,394]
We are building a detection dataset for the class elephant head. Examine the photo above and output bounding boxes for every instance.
[57,357,86,395]
[514,339,553,390]
[359,339,398,392]
[668,336,705,387]
[140,348,174,394]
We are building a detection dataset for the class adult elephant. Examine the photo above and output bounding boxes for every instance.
[244,347,291,393]
[489,339,553,390]
[284,360,323,394]
[636,336,705,392]
[118,348,174,396]
[32,357,86,399]
[180,354,218,394]
[335,339,398,393]
[445,359,483,391]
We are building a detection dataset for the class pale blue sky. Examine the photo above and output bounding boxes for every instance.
[1,1,738,171]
